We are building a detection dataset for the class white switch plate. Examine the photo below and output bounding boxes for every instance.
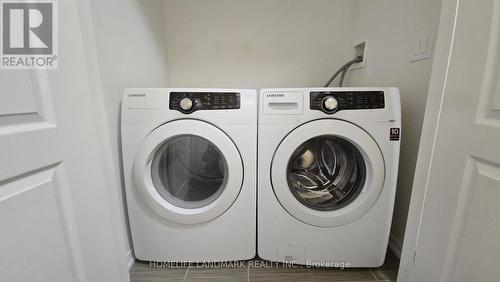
[410,33,433,62]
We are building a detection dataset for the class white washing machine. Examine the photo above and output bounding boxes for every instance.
[258,87,400,267]
[121,88,257,262]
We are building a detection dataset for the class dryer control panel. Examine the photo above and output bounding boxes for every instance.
[169,92,240,114]
[310,91,385,114]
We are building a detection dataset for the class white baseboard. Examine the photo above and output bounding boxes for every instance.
[126,249,135,269]
[388,233,402,259]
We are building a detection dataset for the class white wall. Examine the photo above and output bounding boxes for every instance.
[89,0,169,264]
[346,0,442,256]
[163,0,356,88]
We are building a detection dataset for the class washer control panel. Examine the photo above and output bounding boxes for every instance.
[169,92,240,114]
[310,91,385,114]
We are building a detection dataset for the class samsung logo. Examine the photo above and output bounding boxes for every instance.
[129,93,146,97]
[266,93,285,98]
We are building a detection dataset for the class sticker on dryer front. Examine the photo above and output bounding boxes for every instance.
[390,128,400,141]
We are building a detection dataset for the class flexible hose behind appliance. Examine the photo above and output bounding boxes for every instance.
[323,56,363,87]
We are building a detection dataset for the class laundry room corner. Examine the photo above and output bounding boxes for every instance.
[70,0,445,277]
[161,0,443,259]
[86,0,443,269]
[87,0,170,268]
[345,0,443,257]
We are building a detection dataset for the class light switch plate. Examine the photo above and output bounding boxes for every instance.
[410,33,433,62]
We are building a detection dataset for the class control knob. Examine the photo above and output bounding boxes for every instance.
[179,97,194,111]
[323,96,338,111]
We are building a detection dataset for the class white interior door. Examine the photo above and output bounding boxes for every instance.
[402,0,500,281]
[0,0,128,282]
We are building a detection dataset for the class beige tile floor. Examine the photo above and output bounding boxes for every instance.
[130,251,399,282]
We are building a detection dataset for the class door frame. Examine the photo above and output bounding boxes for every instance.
[75,0,133,276]
[398,0,459,280]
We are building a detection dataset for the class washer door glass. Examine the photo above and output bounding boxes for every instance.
[151,135,227,209]
[287,136,366,211]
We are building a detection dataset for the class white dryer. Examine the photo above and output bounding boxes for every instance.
[258,88,400,267]
[121,88,256,262]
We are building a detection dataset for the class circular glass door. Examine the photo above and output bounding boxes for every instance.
[287,136,366,211]
[134,119,243,225]
[271,119,385,227]
[151,135,227,209]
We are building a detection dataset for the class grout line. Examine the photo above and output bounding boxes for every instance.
[307,268,314,282]
[183,265,190,282]
[369,269,379,281]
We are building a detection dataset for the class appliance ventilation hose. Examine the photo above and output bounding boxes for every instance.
[323,56,363,87]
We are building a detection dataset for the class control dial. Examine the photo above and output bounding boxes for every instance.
[323,96,338,111]
[179,97,194,111]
